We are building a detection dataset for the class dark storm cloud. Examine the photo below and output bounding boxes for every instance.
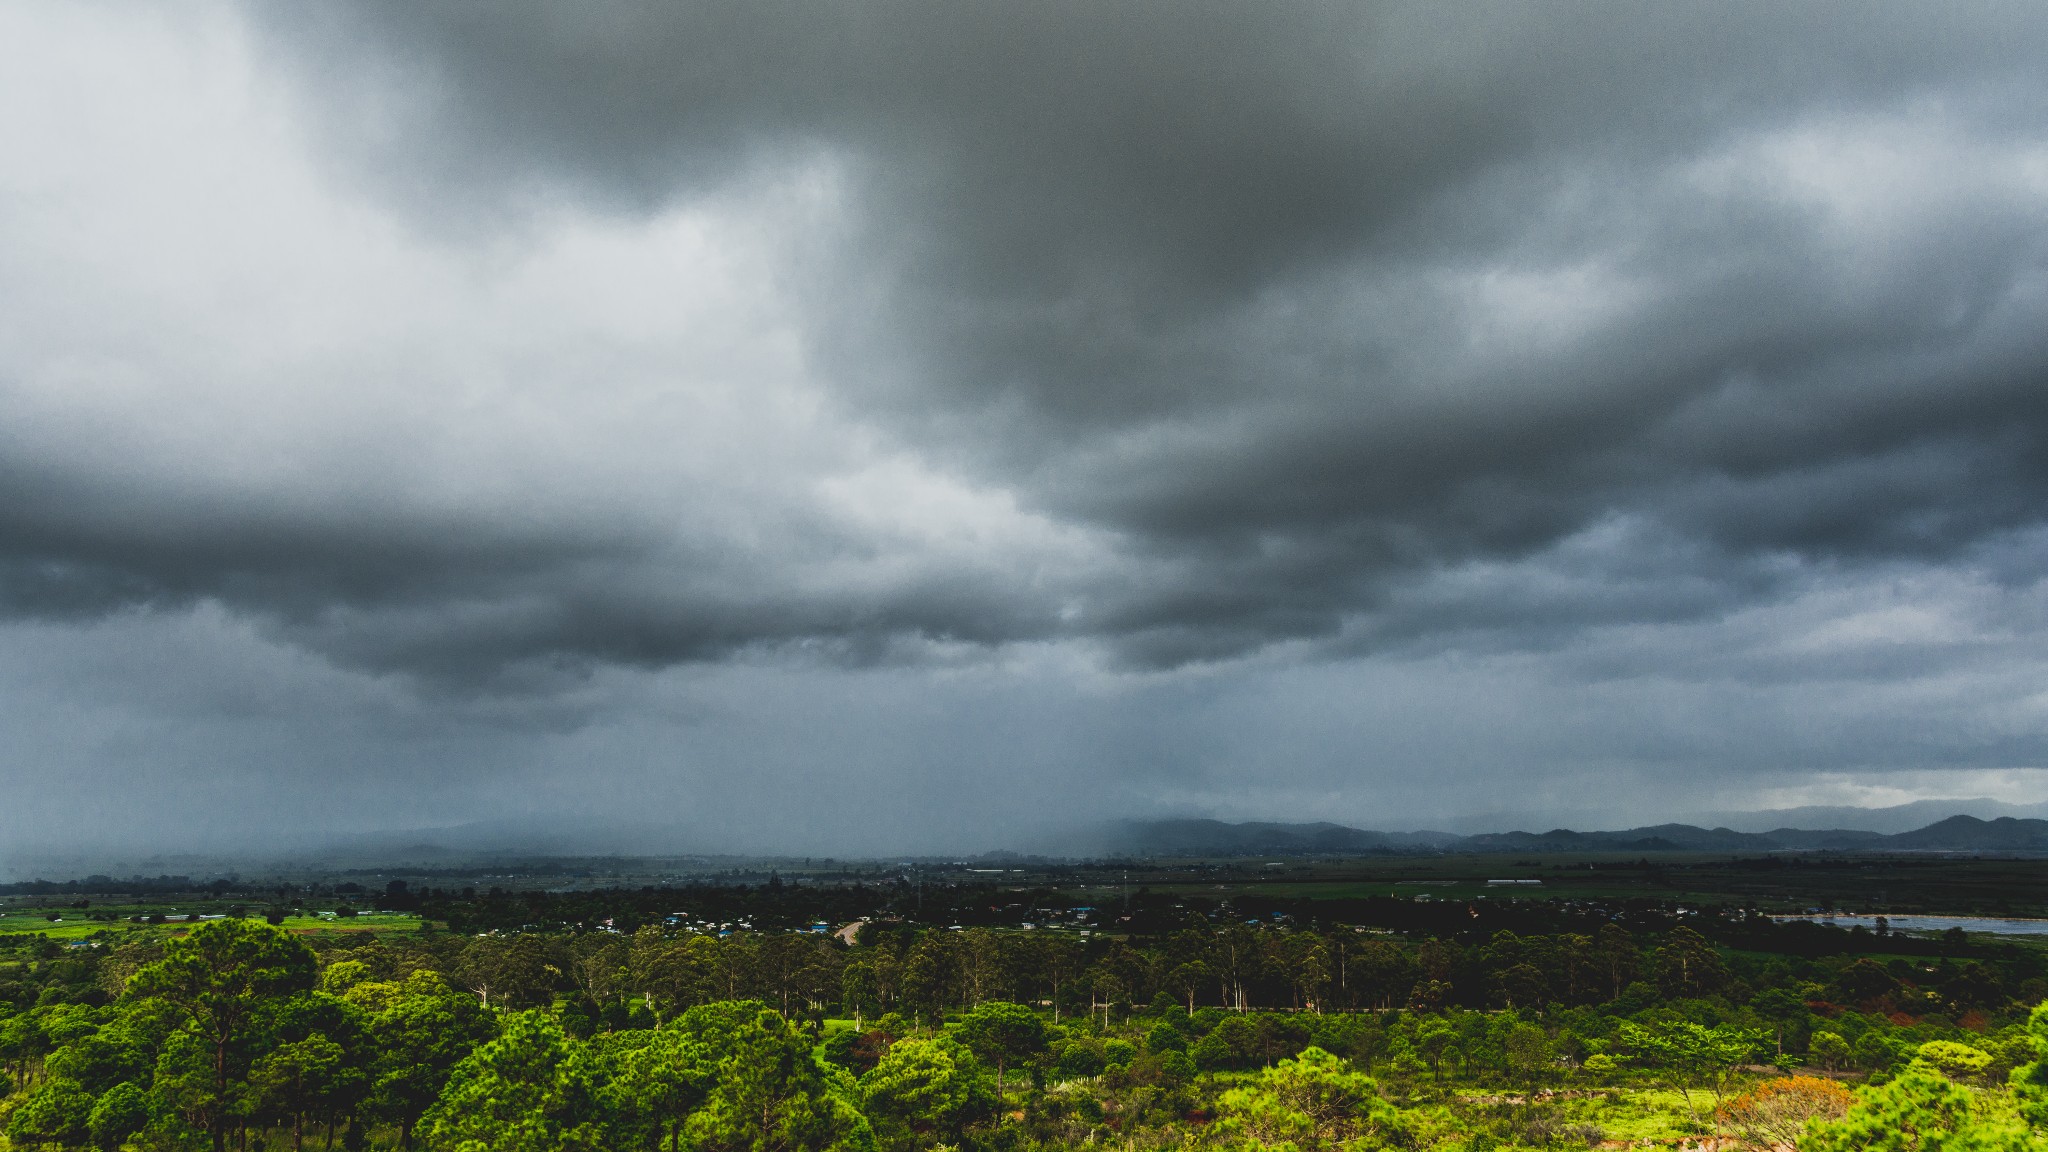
[243,1,2048,668]
[0,458,1062,684]
[5,1,2048,685]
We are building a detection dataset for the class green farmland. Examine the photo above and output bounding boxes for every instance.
[0,906,423,939]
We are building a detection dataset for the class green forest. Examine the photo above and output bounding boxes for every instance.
[2,909,2045,1151]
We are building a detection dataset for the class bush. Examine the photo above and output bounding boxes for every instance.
[1050,1037,1104,1079]
[1809,1031,1852,1072]
[1800,1063,2031,1151]
[1853,1031,1902,1073]
[1193,1015,1260,1071]
[861,1035,997,1149]
[8,1078,93,1147]
[88,1081,151,1150]
[1716,1076,1851,1150]
[1218,1048,1399,1152]
[1915,1041,1991,1079]
[1155,1050,1196,1084]
[1143,1022,1186,1053]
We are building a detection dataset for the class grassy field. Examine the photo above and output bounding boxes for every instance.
[0,909,423,939]
[0,911,133,940]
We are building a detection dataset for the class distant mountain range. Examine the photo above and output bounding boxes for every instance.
[1103,820,1466,857]
[15,810,2043,883]
[1086,814,2048,857]
[1707,798,2048,835]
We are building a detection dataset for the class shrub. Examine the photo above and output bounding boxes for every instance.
[1143,1022,1186,1053]
[8,1078,93,1147]
[1809,1031,1852,1072]
[1050,1037,1104,1079]
[1218,1047,1398,1152]
[1193,1015,1260,1071]
[88,1081,150,1150]
[1154,1050,1196,1084]
[1799,1063,2030,1152]
[1716,1076,1851,1151]
[1914,1041,1991,1080]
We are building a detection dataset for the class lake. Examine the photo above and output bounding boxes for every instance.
[1772,914,2048,937]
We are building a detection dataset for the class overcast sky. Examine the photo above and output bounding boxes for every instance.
[5,1,2048,861]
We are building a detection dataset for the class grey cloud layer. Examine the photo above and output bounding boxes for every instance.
[6,2,2048,685]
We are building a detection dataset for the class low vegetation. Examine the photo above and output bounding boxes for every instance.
[0,900,2044,1150]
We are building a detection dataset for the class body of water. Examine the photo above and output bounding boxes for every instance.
[1772,914,2048,937]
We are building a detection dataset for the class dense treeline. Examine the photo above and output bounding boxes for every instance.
[411,883,2048,957]
[4,918,2047,1150]
[5,917,2043,1052]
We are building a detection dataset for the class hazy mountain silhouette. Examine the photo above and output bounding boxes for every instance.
[1711,798,2048,834]
[1080,819,1462,857]
[1883,815,2048,851]
[1088,814,2047,857]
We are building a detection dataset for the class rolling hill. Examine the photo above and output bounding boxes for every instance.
[1092,813,2048,857]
